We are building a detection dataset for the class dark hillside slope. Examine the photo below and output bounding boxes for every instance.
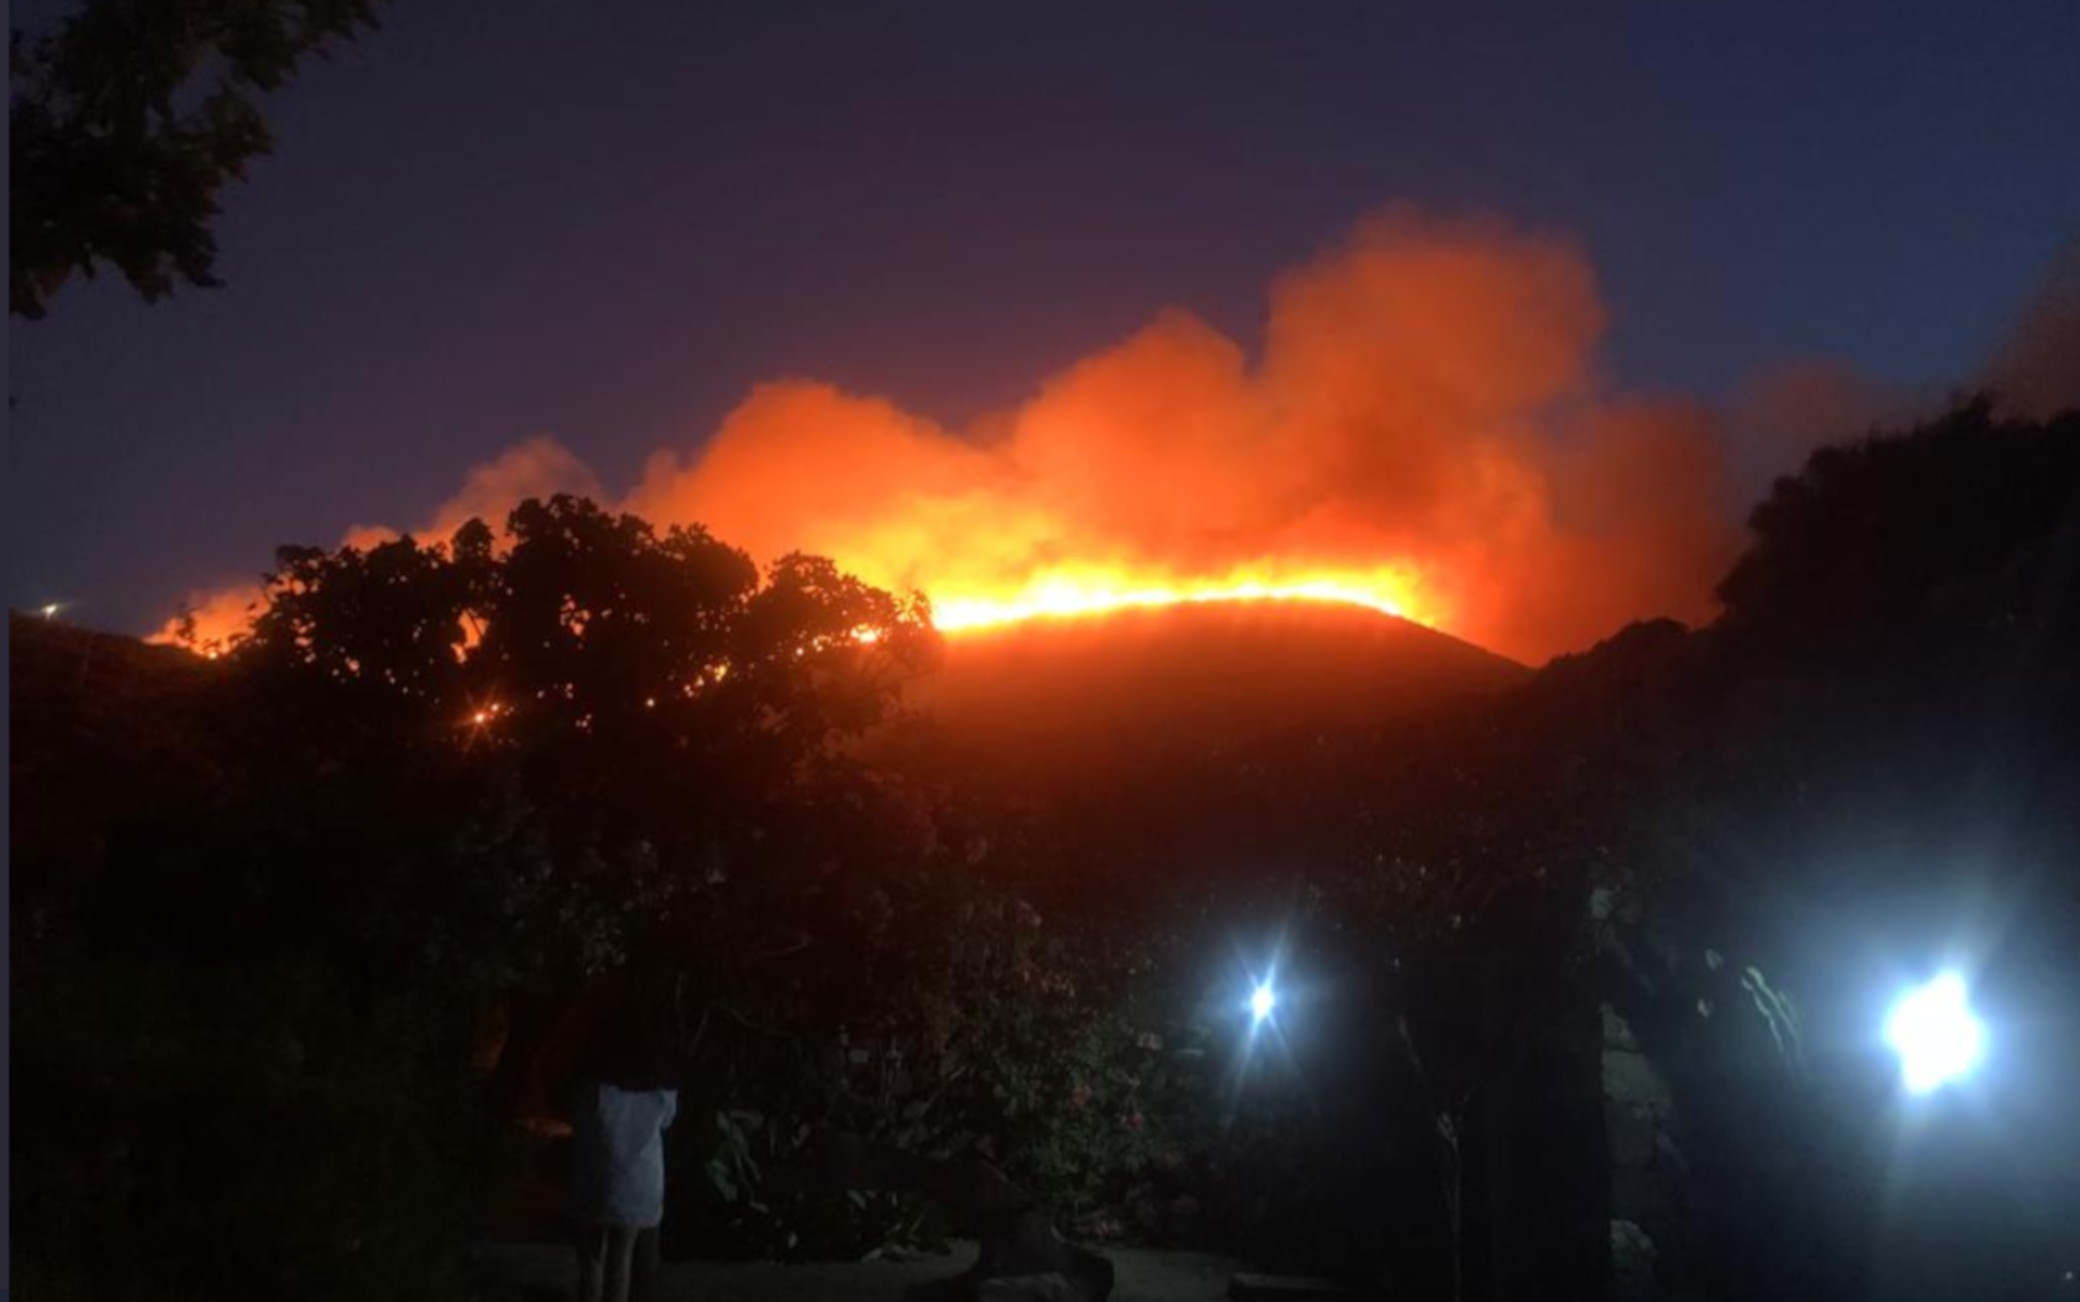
[897,599,1524,787]
[10,612,225,907]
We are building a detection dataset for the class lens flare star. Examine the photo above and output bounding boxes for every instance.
[1885,973,1985,1096]
[1249,981,1277,1026]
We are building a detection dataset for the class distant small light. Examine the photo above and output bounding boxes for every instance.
[471,709,490,726]
[40,603,60,619]
[1250,982,1276,1025]
[1886,972,1984,1095]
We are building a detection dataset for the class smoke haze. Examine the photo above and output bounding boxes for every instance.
[159,209,2076,665]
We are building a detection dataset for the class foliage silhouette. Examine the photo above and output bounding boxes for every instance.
[10,0,381,318]
[13,402,2080,1295]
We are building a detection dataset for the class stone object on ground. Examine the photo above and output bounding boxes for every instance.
[1608,1219,1665,1302]
[973,1271,1085,1302]
[786,1130,1113,1302]
[481,1242,1237,1302]
[903,1221,1114,1302]
[1227,1272,1363,1302]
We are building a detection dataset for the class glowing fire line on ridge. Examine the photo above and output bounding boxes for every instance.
[919,565,1440,633]
[158,564,1443,657]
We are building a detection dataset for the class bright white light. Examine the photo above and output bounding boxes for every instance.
[1250,982,1276,1025]
[40,603,60,619]
[1885,973,1984,1095]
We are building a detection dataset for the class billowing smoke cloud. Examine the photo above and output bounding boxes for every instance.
[1985,239,2080,421]
[1717,237,2080,508]
[627,209,1741,661]
[1722,358,1930,504]
[165,208,1758,663]
[159,437,600,651]
[341,435,603,551]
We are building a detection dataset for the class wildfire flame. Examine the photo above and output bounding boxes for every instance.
[155,208,1741,664]
[923,565,1433,633]
[160,564,1435,659]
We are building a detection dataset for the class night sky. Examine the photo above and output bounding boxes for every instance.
[9,0,2079,633]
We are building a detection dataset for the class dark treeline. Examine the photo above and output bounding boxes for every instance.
[11,399,2080,1301]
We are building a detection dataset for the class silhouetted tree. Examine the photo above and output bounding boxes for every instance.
[1718,395,2080,665]
[10,0,381,318]
[236,497,939,823]
[21,406,2080,1295]
[9,502,953,1298]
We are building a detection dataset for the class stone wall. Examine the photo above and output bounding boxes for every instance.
[1470,973,1609,1302]
[1600,1004,1692,1302]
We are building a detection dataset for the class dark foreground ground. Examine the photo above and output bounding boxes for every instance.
[484,1241,1243,1302]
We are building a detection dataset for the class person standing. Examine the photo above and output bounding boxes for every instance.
[566,981,679,1302]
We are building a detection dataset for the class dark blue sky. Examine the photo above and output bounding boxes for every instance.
[9,0,2078,632]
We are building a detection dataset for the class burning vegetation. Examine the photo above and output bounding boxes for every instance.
[160,209,1742,664]
[26,400,2080,1302]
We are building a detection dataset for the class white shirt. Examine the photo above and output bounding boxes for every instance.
[567,1081,679,1228]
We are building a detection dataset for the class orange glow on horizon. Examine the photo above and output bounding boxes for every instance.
[154,211,1745,665]
[921,565,1437,633]
[159,570,1441,662]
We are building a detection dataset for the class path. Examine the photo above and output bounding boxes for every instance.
[486,1241,1244,1302]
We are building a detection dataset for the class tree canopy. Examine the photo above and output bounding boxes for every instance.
[15,403,2080,1298]
[9,0,381,318]
[209,495,943,893]
[1718,396,2080,661]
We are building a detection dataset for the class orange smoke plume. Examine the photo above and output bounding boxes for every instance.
[153,437,599,653]
[163,208,1744,664]
[629,209,1737,661]
[1984,238,2080,421]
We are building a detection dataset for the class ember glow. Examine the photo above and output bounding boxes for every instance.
[158,208,1742,664]
[926,565,1434,633]
[623,209,1737,662]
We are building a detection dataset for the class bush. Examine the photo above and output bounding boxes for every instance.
[12,949,517,1302]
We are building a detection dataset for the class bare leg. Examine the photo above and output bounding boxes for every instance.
[630,1226,661,1302]
[574,1227,607,1302]
[602,1224,640,1302]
